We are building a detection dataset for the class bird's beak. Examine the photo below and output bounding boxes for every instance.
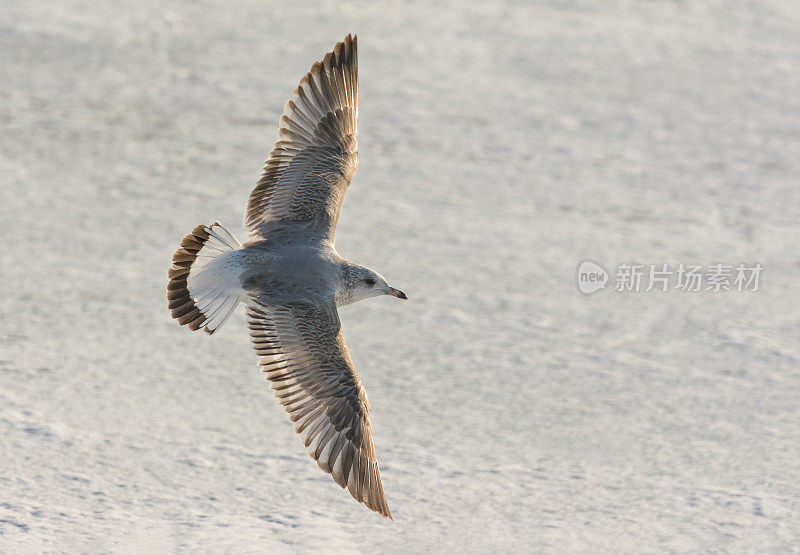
[386,287,407,300]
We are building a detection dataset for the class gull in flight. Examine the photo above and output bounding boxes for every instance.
[167,34,404,519]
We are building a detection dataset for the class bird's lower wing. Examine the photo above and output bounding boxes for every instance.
[246,296,391,518]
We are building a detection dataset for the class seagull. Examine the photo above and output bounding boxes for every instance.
[166,34,404,519]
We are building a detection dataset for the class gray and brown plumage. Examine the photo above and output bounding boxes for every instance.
[166,35,405,519]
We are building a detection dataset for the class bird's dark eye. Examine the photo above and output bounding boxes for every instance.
[365,277,376,287]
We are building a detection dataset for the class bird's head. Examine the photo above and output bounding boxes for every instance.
[342,265,407,305]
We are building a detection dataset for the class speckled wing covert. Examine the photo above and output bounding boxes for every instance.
[245,34,358,240]
[247,297,391,519]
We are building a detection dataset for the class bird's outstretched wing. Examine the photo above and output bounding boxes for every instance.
[246,295,391,518]
[245,34,358,241]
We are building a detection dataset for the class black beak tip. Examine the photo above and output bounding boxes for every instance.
[389,287,407,300]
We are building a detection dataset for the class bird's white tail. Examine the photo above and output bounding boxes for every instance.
[167,222,244,335]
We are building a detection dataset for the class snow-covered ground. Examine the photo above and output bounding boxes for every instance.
[2,0,799,552]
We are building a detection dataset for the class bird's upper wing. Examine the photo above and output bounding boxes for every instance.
[245,34,358,241]
[246,295,391,518]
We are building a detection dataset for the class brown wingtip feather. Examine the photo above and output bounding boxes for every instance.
[346,460,392,519]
